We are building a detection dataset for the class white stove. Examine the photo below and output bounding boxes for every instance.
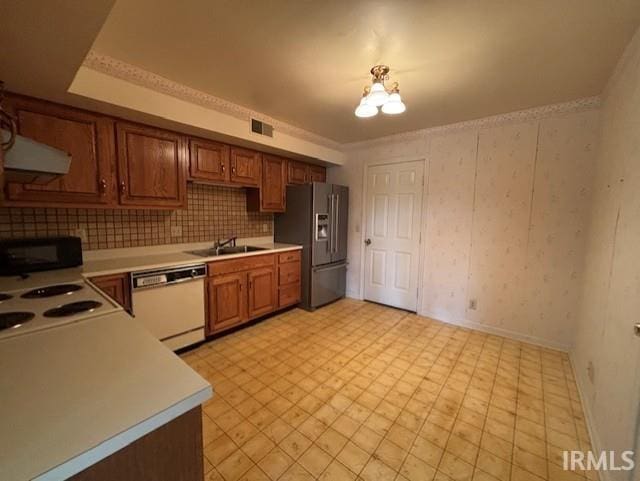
[0,279,121,340]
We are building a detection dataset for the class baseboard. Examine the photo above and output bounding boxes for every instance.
[569,352,609,481]
[345,290,363,300]
[419,310,571,352]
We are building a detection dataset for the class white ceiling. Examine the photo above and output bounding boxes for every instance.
[91,0,640,142]
[2,1,639,144]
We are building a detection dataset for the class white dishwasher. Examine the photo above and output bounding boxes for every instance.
[131,264,207,351]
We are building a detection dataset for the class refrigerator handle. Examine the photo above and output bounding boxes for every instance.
[329,194,335,254]
[334,194,340,254]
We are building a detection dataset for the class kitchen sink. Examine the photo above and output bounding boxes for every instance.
[186,245,268,257]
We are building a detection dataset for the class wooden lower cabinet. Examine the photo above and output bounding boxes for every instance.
[205,252,300,335]
[248,267,277,318]
[70,406,203,481]
[90,273,132,312]
[206,273,247,333]
[277,250,301,308]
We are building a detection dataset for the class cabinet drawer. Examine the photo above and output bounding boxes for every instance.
[278,250,301,264]
[278,261,300,286]
[209,254,275,276]
[279,283,301,308]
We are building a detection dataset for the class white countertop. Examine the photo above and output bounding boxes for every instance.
[0,311,212,481]
[0,238,302,480]
[82,241,302,277]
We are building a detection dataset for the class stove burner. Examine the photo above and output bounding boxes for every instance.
[0,311,35,330]
[0,293,13,301]
[21,284,83,299]
[43,300,103,318]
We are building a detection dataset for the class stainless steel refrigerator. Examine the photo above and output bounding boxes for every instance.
[274,183,348,310]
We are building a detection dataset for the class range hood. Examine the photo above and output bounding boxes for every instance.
[1,129,71,184]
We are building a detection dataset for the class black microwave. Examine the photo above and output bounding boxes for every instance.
[0,237,83,275]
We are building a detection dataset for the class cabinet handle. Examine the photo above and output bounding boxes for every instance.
[221,163,225,173]
[119,181,126,194]
[99,179,107,194]
[232,167,236,175]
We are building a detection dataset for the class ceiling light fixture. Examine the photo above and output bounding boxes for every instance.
[355,65,406,117]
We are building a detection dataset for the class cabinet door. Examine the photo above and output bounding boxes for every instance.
[4,96,116,206]
[309,165,326,183]
[287,160,309,185]
[230,147,260,186]
[189,138,230,183]
[261,154,286,212]
[116,122,187,208]
[90,273,131,312]
[248,267,276,319]
[207,273,247,333]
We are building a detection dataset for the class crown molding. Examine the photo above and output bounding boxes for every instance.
[343,96,601,150]
[82,51,341,150]
[83,51,601,154]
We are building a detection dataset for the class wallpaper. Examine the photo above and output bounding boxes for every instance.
[572,26,640,476]
[466,121,538,334]
[330,107,600,350]
[422,130,477,322]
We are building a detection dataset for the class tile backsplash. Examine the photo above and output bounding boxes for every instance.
[0,183,273,250]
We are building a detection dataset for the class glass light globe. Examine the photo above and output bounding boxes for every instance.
[365,81,389,107]
[381,92,406,114]
[355,97,378,118]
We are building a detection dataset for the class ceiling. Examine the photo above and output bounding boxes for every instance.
[2,1,640,145]
[90,0,640,142]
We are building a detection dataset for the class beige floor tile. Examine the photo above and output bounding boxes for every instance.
[375,438,408,471]
[258,447,294,480]
[279,462,315,481]
[337,441,370,474]
[352,425,383,453]
[438,452,474,481]
[401,453,437,481]
[205,433,238,465]
[298,444,333,478]
[360,457,397,481]
[185,300,595,481]
[217,450,254,481]
[319,460,357,481]
[236,465,270,481]
[280,430,313,460]
[242,432,276,463]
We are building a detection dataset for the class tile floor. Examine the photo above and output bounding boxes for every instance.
[181,299,596,481]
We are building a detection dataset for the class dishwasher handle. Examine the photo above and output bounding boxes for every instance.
[131,264,207,290]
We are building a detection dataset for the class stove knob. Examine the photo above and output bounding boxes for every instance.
[191,269,197,277]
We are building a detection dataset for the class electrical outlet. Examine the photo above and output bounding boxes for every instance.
[170,225,183,237]
[469,299,478,310]
[262,223,269,233]
[73,227,87,243]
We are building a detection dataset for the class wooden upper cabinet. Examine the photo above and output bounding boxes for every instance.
[229,147,260,186]
[248,266,277,319]
[189,138,230,183]
[247,154,285,213]
[116,122,188,209]
[287,160,308,185]
[4,96,116,206]
[309,165,326,183]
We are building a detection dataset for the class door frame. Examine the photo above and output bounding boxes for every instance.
[359,157,429,312]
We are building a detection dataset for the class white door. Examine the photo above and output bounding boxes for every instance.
[363,161,424,311]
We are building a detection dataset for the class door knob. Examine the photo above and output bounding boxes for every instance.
[635,323,640,337]
[364,238,371,246]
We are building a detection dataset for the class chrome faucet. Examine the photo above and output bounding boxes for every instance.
[214,236,237,254]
